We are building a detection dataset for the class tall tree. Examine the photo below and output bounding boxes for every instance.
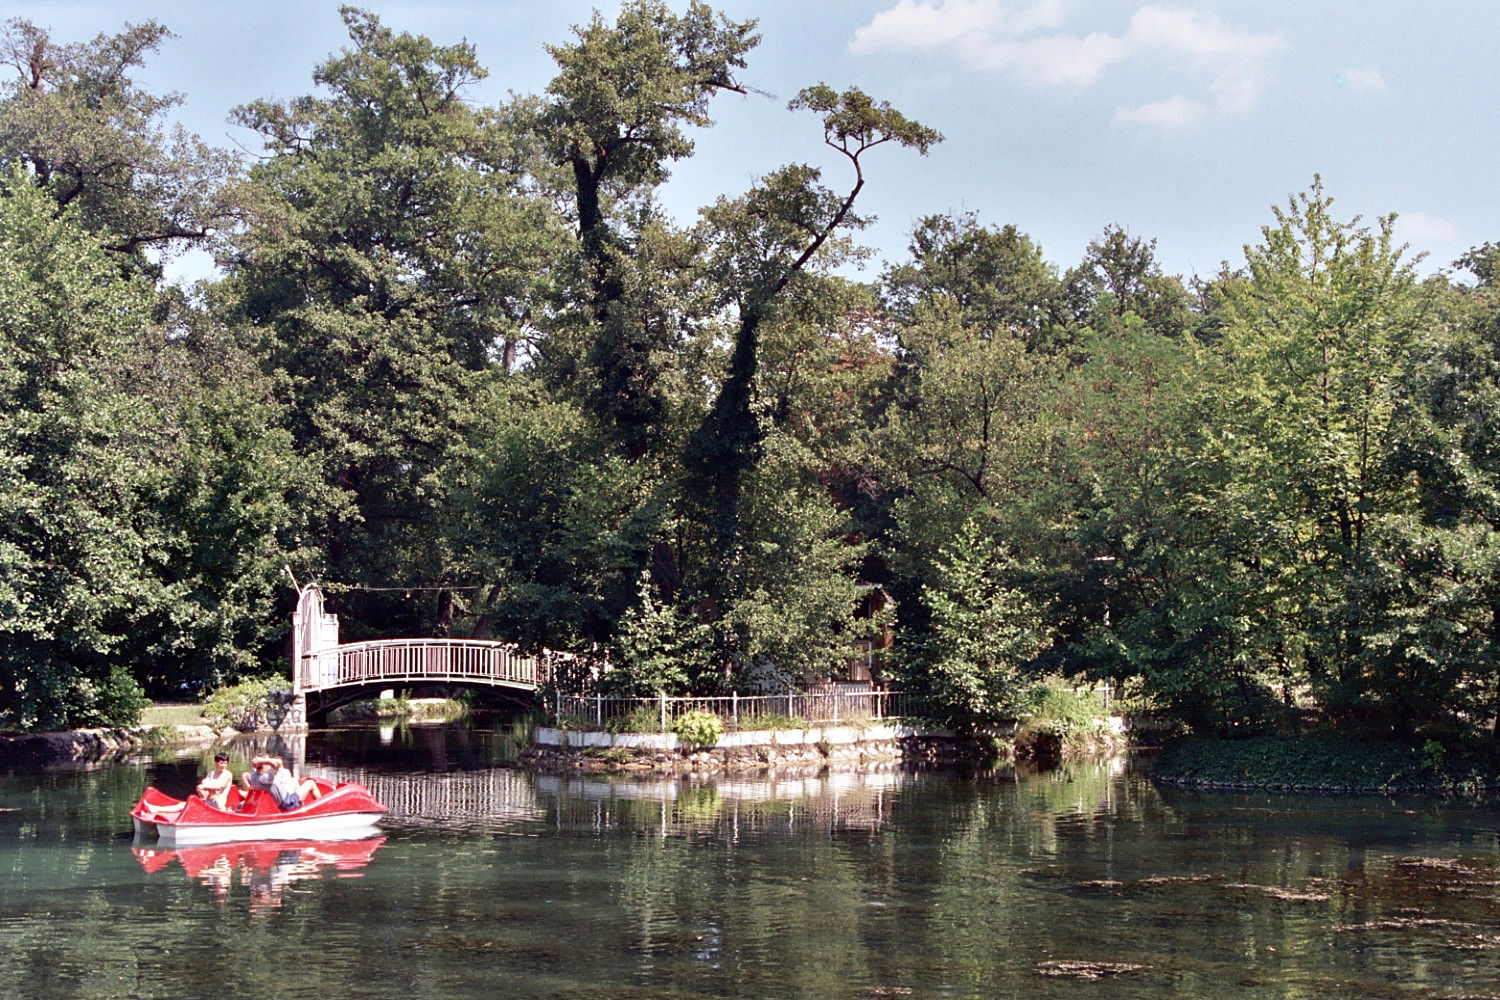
[1209,179,1432,727]
[883,213,1064,349]
[0,18,238,274]
[1064,225,1192,339]
[0,167,157,728]
[541,0,758,461]
[227,8,560,634]
[685,86,939,668]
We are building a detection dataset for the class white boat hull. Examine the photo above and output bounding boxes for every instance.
[154,812,384,847]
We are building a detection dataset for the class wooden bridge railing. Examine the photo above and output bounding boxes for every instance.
[298,638,564,692]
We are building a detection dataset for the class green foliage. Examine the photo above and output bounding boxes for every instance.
[0,18,239,274]
[374,696,413,718]
[884,213,1064,348]
[1016,684,1114,757]
[228,8,564,637]
[716,436,869,687]
[602,576,714,696]
[5,9,1500,750]
[543,0,759,459]
[1156,734,1500,794]
[605,706,665,734]
[447,385,657,652]
[200,676,289,732]
[0,166,160,730]
[672,709,724,748]
[140,702,208,728]
[899,519,1051,730]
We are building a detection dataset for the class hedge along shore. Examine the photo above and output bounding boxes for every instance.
[1152,735,1500,797]
[522,719,1133,773]
[0,725,222,766]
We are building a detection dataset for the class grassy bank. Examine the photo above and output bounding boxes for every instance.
[1154,734,1500,795]
[140,702,207,727]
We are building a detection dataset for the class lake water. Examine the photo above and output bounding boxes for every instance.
[2,723,1498,999]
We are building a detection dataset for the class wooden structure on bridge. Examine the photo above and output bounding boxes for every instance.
[284,583,574,726]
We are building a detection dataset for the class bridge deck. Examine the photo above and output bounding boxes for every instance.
[299,638,559,693]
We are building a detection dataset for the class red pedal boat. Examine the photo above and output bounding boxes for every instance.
[130,778,386,846]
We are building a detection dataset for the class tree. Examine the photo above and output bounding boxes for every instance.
[884,213,1064,349]
[900,518,1051,730]
[1209,179,1433,729]
[1064,225,1192,339]
[227,8,561,636]
[0,167,157,727]
[120,311,317,693]
[444,382,657,654]
[1399,243,1500,737]
[878,302,1060,629]
[600,575,714,695]
[541,0,758,461]
[684,86,939,671]
[0,18,239,274]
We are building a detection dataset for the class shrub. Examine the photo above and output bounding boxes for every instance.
[1015,683,1114,758]
[605,706,663,734]
[374,696,412,718]
[90,667,149,728]
[200,676,289,731]
[672,709,724,748]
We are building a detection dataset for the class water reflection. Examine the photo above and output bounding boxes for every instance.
[6,724,1500,999]
[132,836,386,909]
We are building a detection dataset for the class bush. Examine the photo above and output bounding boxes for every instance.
[1014,683,1115,759]
[605,706,664,733]
[1154,734,1500,793]
[672,709,724,748]
[374,696,412,718]
[200,676,289,731]
[90,667,149,728]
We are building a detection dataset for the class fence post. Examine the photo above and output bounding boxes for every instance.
[834,691,840,724]
[554,689,560,724]
[595,693,602,730]
[659,692,666,733]
[732,691,738,728]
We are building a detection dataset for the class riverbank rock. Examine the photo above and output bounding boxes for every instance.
[0,728,141,765]
[0,723,227,767]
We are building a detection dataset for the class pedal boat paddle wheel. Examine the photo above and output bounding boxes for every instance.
[130,779,387,847]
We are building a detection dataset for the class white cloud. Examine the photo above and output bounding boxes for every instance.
[850,0,1062,54]
[1340,66,1387,93]
[850,1,1286,126]
[1397,211,1458,245]
[1113,94,1208,128]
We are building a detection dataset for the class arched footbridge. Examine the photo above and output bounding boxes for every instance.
[287,583,582,724]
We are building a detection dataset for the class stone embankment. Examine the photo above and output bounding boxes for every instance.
[0,725,220,766]
[521,721,1128,772]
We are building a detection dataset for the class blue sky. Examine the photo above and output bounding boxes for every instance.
[15,1,1499,284]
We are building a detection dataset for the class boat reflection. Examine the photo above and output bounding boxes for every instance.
[133,836,386,908]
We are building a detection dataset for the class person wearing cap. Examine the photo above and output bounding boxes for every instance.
[196,752,234,810]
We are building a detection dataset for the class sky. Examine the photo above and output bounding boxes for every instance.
[12,0,1499,286]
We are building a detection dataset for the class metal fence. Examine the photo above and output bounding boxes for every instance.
[553,689,916,732]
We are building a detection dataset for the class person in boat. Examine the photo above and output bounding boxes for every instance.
[195,752,234,810]
[240,755,321,811]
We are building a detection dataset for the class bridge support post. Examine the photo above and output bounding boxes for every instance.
[273,692,309,732]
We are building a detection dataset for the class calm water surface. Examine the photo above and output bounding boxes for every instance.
[2,724,1499,999]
